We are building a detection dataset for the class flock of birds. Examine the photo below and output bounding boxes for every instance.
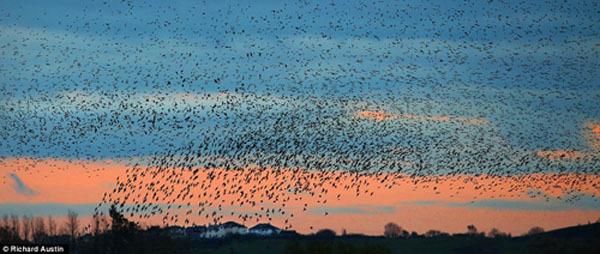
[1,0,599,231]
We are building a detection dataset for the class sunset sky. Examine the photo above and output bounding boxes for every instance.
[1,0,600,236]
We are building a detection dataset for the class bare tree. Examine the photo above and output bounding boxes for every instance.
[467,224,478,235]
[488,228,508,238]
[28,216,35,240]
[424,229,448,237]
[65,210,79,240]
[0,215,11,241]
[32,217,47,243]
[525,226,545,236]
[1,215,8,229]
[47,216,57,236]
[10,215,20,240]
[383,222,403,238]
[21,215,32,241]
[91,214,109,236]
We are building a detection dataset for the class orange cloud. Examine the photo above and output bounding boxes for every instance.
[536,121,600,161]
[593,127,600,135]
[1,158,599,236]
[0,158,123,204]
[355,110,395,122]
[536,150,590,161]
[355,110,489,125]
[587,122,600,150]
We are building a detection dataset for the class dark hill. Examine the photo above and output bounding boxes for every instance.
[523,222,600,239]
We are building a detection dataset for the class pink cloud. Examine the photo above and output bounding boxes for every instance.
[354,110,489,125]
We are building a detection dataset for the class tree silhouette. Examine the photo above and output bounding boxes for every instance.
[66,210,79,241]
[32,217,46,243]
[383,223,401,238]
[467,224,478,235]
[487,228,508,238]
[424,229,448,237]
[11,215,20,241]
[384,222,408,238]
[92,214,109,236]
[21,215,32,241]
[526,226,545,236]
[109,204,139,233]
[108,204,140,253]
[315,228,336,238]
[47,215,57,236]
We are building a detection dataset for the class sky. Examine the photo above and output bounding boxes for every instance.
[1,0,600,235]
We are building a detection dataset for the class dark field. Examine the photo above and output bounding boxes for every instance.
[188,223,600,254]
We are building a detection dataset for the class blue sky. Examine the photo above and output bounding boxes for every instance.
[1,0,599,174]
[2,1,600,236]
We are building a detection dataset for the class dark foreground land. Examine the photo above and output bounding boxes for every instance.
[3,222,599,254]
[187,223,600,254]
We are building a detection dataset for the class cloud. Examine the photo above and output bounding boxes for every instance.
[404,195,600,211]
[354,110,489,125]
[536,121,600,161]
[3,91,294,116]
[9,173,36,196]
[309,205,396,215]
[586,122,600,150]
[0,203,95,216]
[592,124,600,135]
[535,150,591,161]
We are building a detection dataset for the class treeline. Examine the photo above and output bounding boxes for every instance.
[0,210,551,244]
[0,205,190,254]
[2,208,598,254]
[0,210,105,243]
[283,222,600,254]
